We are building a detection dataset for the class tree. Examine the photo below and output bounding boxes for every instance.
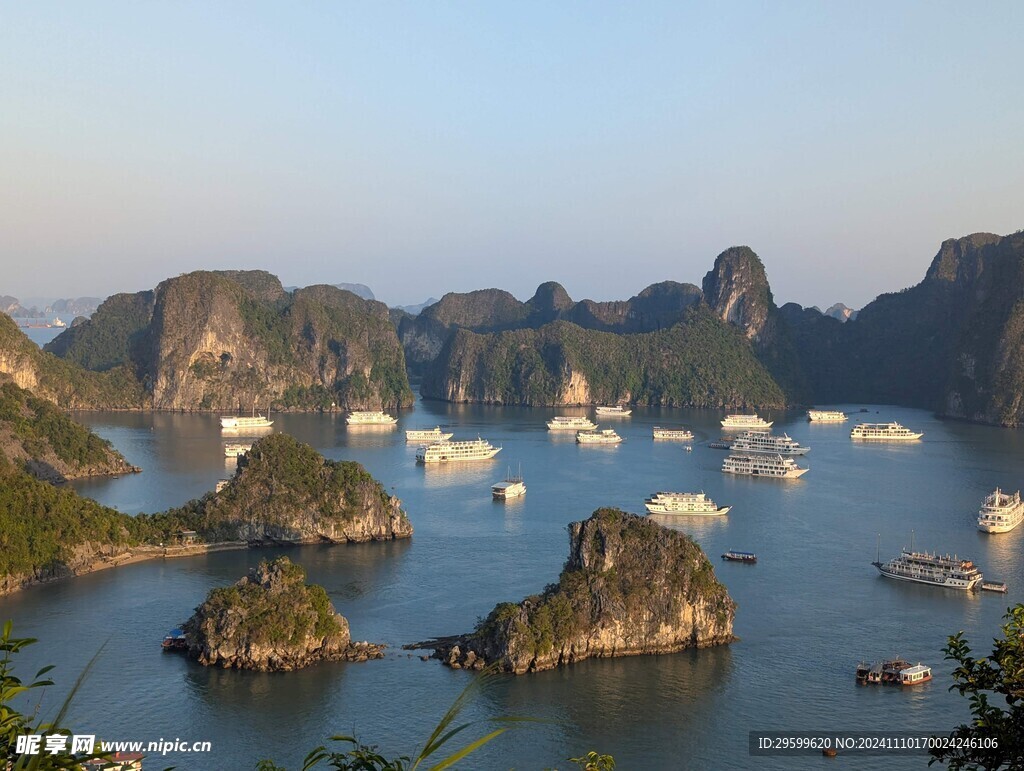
[930,604,1024,770]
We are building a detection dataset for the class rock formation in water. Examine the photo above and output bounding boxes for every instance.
[183,557,383,671]
[0,381,139,482]
[44,270,413,411]
[420,305,785,408]
[432,509,735,674]
[152,433,413,544]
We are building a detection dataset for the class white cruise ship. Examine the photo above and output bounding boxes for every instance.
[223,443,251,458]
[220,413,273,429]
[730,430,809,456]
[652,427,694,440]
[808,409,847,422]
[721,414,773,430]
[595,405,632,416]
[850,422,923,440]
[405,427,454,443]
[416,437,501,463]
[977,488,1024,534]
[576,428,623,444]
[547,416,597,431]
[873,550,982,590]
[346,410,398,425]
[644,492,730,516]
[722,453,807,478]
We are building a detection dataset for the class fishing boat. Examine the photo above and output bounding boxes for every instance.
[492,466,526,500]
[161,628,188,651]
[652,427,694,440]
[721,550,757,563]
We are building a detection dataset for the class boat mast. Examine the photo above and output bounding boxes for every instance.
[876,533,880,563]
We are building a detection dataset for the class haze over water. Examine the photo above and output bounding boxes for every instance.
[2,403,1022,769]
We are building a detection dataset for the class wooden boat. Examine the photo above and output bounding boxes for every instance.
[721,550,757,563]
[161,628,188,651]
[982,581,1008,593]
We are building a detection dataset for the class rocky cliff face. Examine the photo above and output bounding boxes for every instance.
[183,557,383,671]
[0,382,139,482]
[434,509,735,674]
[0,313,148,409]
[45,270,413,411]
[701,247,774,342]
[422,308,786,408]
[160,433,413,544]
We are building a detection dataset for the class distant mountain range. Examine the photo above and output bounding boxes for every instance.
[0,296,103,319]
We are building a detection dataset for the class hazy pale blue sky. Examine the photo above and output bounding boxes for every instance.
[1,1,1021,309]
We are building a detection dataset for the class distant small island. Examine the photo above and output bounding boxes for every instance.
[181,557,384,671]
[425,509,736,674]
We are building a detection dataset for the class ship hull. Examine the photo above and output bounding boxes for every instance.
[722,467,807,478]
[645,504,730,516]
[417,448,502,463]
[977,520,1023,533]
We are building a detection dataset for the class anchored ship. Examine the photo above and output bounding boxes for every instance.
[223,443,251,458]
[721,550,757,563]
[652,427,694,440]
[346,410,397,425]
[220,408,273,430]
[595,405,632,416]
[721,414,773,430]
[856,659,931,685]
[644,492,730,516]
[729,430,809,455]
[576,428,623,444]
[405,427,454,443]
[977,488,1024,533]
[808,409,847,422]
[547,416,597,431]
[492,466,526,500]
[722,453,807,478]
[850,422,923,440]
[872,537,983,590]
[416,437,502,463]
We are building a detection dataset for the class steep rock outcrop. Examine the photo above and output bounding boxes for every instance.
[702,247,774,342]
[422,308,786,408]
[432,509,735,674]
[45,270,413,411]
[0,381,139,482]
[154,433,413,544]
[183,557,383,671]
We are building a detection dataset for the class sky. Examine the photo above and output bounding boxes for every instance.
[1,1,1022,310]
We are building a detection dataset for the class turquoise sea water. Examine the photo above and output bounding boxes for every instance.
[2,403,1022,769]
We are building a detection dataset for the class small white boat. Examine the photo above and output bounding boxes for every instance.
[405,427,454,443]
[595,405,632,416]
[224,443,251,458]
[653,427,694,440]
[347,410,398,425]
[492,466,526,500]
[547,416,597,431]
[721,414,772,430]
[576,428,623,444]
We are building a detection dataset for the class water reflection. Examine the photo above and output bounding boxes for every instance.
[419,461,497,489]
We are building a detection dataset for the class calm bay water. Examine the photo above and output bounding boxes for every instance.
[3,402,1023,769]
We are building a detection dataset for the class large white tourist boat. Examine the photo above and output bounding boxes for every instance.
[808,409,847,422]
[576,428,623,444]
[730,430,809,455]
[644,491,730,516]
[652,427,694,440]
[720,414,773,430]
[850,422,923,440]
[346,410,398,425]
[220,410,273,429]
[873,549,982,590]
[595,405,632,416]
[415,437,502,463]
[977,488,1024,534]
[547,416,597,431]
[492,467,526,500]
[405,427,454,443]
[722,453,807,478]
